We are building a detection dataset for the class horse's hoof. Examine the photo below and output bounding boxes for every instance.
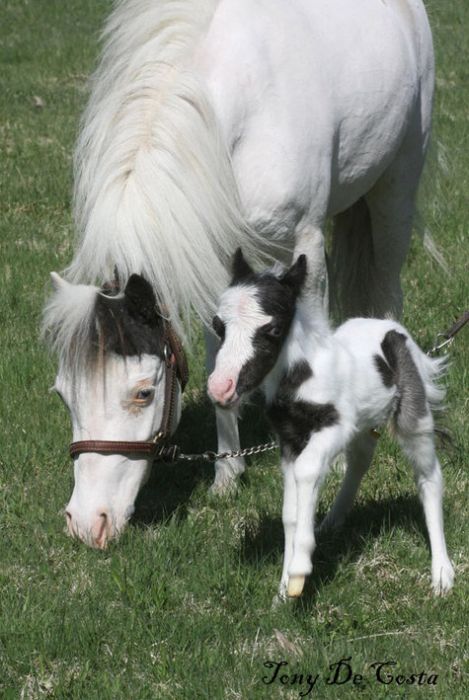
[287,575,305,598]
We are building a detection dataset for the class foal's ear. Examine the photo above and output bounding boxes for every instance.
[123,274,159,325]
[232,247,254,283]
[281,255,307,295]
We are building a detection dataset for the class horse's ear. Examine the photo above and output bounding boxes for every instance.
[232,247,253,283]
[281,255,307,295]
[123,274,159,324]
[50,271,69,292]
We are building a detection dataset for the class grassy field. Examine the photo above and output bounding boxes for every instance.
[0,1,467,698]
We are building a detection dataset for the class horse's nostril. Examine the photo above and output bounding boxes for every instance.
[65,510,75,537]
[93,512,109,549]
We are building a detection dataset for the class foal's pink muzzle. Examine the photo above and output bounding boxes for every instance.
[207,373,238,407]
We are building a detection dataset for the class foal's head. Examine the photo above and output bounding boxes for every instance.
[43,273,183,548]
[208,249,307,407]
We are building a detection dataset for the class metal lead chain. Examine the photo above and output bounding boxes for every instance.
[426,335,455,357]
[153,440,277,463]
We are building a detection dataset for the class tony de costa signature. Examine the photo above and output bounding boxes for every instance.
[262,657,438,696]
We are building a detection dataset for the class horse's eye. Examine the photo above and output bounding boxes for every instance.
[135,388,154,402]
[212,315,225,340]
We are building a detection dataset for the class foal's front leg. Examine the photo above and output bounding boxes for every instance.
[204,329,245,494]
[277,458,297,601]
[287,428,345,597]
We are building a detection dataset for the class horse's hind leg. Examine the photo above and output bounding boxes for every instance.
[332,109,432,320]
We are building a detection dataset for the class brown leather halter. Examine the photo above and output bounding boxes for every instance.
[69,316,189,460]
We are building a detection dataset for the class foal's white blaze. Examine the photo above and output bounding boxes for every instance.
[58,353,178,547]
[207,285,271,406]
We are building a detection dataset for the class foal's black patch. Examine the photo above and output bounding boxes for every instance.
[266,360,339,459]
[374,329,427,431]
[212,315,226,346]
[94,274,164,359]
[234,255,308,396]
[374,354,394,388]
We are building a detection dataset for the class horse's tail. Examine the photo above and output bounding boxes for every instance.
[329,197,375,320]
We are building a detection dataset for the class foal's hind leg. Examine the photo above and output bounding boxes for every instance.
[204,329,245,493]
[320,431,377,532]
[398,428,454,595]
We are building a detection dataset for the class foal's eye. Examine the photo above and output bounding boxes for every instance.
[263,323,283,338]
[135,388,154,402]
[212,315,226,340]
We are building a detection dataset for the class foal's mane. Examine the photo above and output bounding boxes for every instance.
[62,0,266,347]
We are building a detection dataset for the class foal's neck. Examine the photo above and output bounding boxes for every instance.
[263,298,331,403]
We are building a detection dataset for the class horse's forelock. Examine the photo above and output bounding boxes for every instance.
[43,279,165,380]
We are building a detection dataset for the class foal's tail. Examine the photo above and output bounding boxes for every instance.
[410,342,448,413]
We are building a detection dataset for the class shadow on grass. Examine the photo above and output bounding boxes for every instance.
[131,393,272,527]
[240,494,429,604]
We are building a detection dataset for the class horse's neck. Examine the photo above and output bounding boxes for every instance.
[263,300,331,403]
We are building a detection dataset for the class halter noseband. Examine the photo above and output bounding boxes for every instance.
[69,316,189,460]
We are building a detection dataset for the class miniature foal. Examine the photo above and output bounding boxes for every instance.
[207,249,454,599]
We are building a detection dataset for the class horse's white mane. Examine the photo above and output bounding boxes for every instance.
[64,0,264,344]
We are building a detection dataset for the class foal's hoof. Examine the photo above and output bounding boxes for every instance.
[432,560,455,596]
[287,575,305,598]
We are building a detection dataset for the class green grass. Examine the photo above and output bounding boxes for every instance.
[0,1,467,698]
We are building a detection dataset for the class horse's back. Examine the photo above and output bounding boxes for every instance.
[196,0,434,228]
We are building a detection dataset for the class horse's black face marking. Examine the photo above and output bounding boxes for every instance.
[232,252,308,398]
[266,360,338,459]
[95,274,165,359]
[375,329,428,430]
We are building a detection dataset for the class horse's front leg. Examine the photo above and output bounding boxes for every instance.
[204,329,245,494]
[293,224,329,315]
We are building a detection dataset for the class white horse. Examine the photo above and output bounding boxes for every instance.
[43,0,435,546]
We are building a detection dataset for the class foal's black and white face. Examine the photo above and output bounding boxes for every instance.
[208,249,306,407]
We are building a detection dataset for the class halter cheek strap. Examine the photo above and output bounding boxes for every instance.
[69,317,189,460]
